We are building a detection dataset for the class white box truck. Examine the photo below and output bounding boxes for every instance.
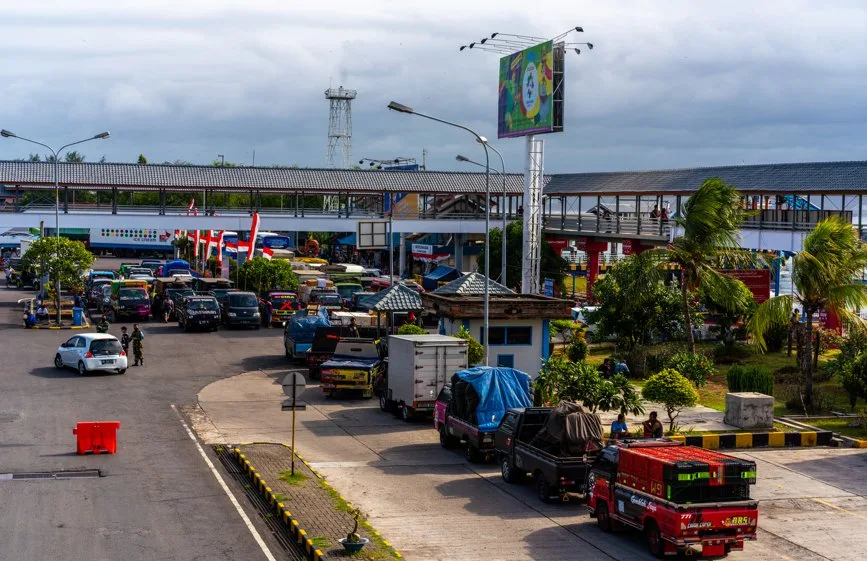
[379,334,468,422]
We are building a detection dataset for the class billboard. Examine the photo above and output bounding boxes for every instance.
[498,40,565,138]
[721,269,771,303]
[357,220,389,249]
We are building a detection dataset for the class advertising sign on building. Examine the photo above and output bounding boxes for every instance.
[411,244,433,255]
[543,278,554,297]
[721,269,771,303]
[498,40,564,138]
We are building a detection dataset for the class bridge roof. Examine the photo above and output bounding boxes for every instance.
[0,161,528,194]
[545,160,867,196]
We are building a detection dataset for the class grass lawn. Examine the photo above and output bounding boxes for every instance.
[801,417,867,439]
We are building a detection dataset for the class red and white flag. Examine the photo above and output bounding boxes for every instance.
[262,247,273,260]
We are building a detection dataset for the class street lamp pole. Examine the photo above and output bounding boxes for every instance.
[457,147,507,285]
[1,130,110,324]
[388,101,491,366]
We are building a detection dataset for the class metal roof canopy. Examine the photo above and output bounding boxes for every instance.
[545,160,867,196]
[0,161,528,195]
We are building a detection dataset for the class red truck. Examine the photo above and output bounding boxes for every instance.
[587,439,758,558]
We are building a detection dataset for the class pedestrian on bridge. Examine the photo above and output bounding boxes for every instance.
[131,324,144,366]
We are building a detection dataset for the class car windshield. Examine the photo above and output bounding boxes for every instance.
[119,289,149,302]
[90,339,123,356]
[317,294,341,305]
[211,289,236,299]
[337,285,361,299]
[188,299,219,311]
[168,289,194,298]
[228,293,258,307]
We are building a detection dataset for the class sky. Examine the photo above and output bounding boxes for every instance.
[1,0,867,174]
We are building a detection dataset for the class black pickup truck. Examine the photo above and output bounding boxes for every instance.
[306,325,378,379]
[495,407,602,504]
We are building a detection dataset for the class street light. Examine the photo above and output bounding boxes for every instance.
[388,101,491,366]
[457,141,508,286]
[1,129,110,324]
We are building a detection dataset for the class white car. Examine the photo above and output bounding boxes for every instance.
[54,333,128,375]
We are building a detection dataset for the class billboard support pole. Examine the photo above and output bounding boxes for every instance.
[521,135,544,294]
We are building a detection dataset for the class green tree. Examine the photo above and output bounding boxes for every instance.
[20,237,94,318]
[641,369,699,432]
[397,324,427,335]
[455,326,484,366]
[137,154,148,165]
[535,356,644,415]
[749,218,867,407]
[237,257,298,294]
[657,178,754,353]
[838,353,867,412]
[666,351,715,388]
[479,221,568,289]
[699,278,754,343]
[587,254,700,353]
[64,151,85,163]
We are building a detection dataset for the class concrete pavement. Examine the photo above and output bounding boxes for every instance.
[195,368,867,561]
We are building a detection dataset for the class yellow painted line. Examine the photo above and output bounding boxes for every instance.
[853,439,867,449]
[768,432,785,447]
[313,549,324,561]
[735,433,753,448]
[813,498,867,520]
[702,434,720,450]
[297,529,307,544]
[668,435,686,443]
[801,431,817,447]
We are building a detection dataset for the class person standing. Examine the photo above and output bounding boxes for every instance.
[120,326,130,355]
[163,297,174,323]
[131,324,144,366]
[262,297,273,328]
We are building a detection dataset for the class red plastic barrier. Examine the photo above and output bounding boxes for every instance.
[73,421,120,454]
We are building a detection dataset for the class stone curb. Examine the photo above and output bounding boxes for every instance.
[668,430,833,449]
[232,447,326,561]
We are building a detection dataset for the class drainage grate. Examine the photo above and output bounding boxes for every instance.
[0,469,102,481]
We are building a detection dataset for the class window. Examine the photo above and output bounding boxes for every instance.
[500,411,517,431]
[75,338,87,348]
[497,354,515,368]
[480,326,532,346]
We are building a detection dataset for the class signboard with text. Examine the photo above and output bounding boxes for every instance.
[721,269,771,303]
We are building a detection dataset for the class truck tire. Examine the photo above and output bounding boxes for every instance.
[501,456,521,484]
[439,427,456,449]
[379,394,390,412]
[400,405,412,422]
[596,501,612,532]
[645,520,664,557]
[536,474,557,503]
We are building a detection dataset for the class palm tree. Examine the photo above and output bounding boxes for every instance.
[749,218,867,406]
[658,178,754,353]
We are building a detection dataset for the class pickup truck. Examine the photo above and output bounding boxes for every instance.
[306,326,378,379]
[434,384,497,463]
[495,407,602,503]
[319,338,385,398]
[587,439,758,558]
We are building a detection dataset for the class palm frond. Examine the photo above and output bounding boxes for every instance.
[748,294,795,352]
[700,269,754,314]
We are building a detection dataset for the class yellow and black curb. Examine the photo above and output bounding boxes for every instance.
[668,430,833,449]
[31,324,90,330]
[233,448,326,561]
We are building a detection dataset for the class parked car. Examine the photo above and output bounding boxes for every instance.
[223,291,261,328]
[177,295,221,332]
[54,333,128,375]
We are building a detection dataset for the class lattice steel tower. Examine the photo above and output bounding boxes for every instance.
[325,86,357,169]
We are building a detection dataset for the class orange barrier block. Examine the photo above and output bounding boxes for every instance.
[73,421,120,454]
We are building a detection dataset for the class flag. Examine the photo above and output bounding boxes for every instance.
[262,247,273,260]
[215,231,225,265]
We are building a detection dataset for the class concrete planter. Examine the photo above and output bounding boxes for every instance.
[724,392,774,429]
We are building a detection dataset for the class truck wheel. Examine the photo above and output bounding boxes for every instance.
[501,456,521,484]
[379,394,390,412]
[400,405,412,422]
[466,444,481,464]
[439,427,455,449]
[596,501,612,532]
[645,520,664,557]
[536,474,556,503]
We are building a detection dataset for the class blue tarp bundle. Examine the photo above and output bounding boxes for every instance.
[422,265,460,291]
[455,367,532,431]
[288,307,331,343]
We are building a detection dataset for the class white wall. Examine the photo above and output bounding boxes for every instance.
[441,317,547,379]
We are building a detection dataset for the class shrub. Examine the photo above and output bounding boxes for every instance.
[397,323,426,335]
[839,353,867,412]
[839,331,867,362]
[645,344,680,373]
[726,365,774,395]
[567,338,588,362]
[666,352,715,388]
[763,323,789,353]
[641,368,699,432]
[455,326,484,366]
[713,341,751,364]
[535,357,644,415]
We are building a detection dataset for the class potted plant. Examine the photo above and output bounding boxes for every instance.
[338,508,369,554]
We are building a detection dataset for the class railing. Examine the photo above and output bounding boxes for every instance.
[545,215,672,238]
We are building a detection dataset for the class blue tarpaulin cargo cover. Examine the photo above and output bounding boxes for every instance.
[288,307,331,343]
[422,265,461,291]
[455,367,532,431]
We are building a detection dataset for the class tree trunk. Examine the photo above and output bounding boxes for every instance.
[803,313,814,408]
[787,324,793,356]
[681,280,695,354]
[813,329,820,370]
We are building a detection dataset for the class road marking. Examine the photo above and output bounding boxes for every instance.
[171,404,278,561]
[812,498,867,520]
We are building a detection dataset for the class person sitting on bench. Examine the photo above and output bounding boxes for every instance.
[36,305,49,322]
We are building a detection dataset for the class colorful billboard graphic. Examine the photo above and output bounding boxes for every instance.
[498,40,563,138]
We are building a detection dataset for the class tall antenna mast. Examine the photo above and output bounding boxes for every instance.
[325,86,357,169]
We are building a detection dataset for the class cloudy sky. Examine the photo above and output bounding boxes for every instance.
[1,0,866,173]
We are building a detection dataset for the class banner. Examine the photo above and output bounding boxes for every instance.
[498,40,555,138]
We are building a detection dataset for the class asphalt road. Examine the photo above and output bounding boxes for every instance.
[0,264,291,561]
